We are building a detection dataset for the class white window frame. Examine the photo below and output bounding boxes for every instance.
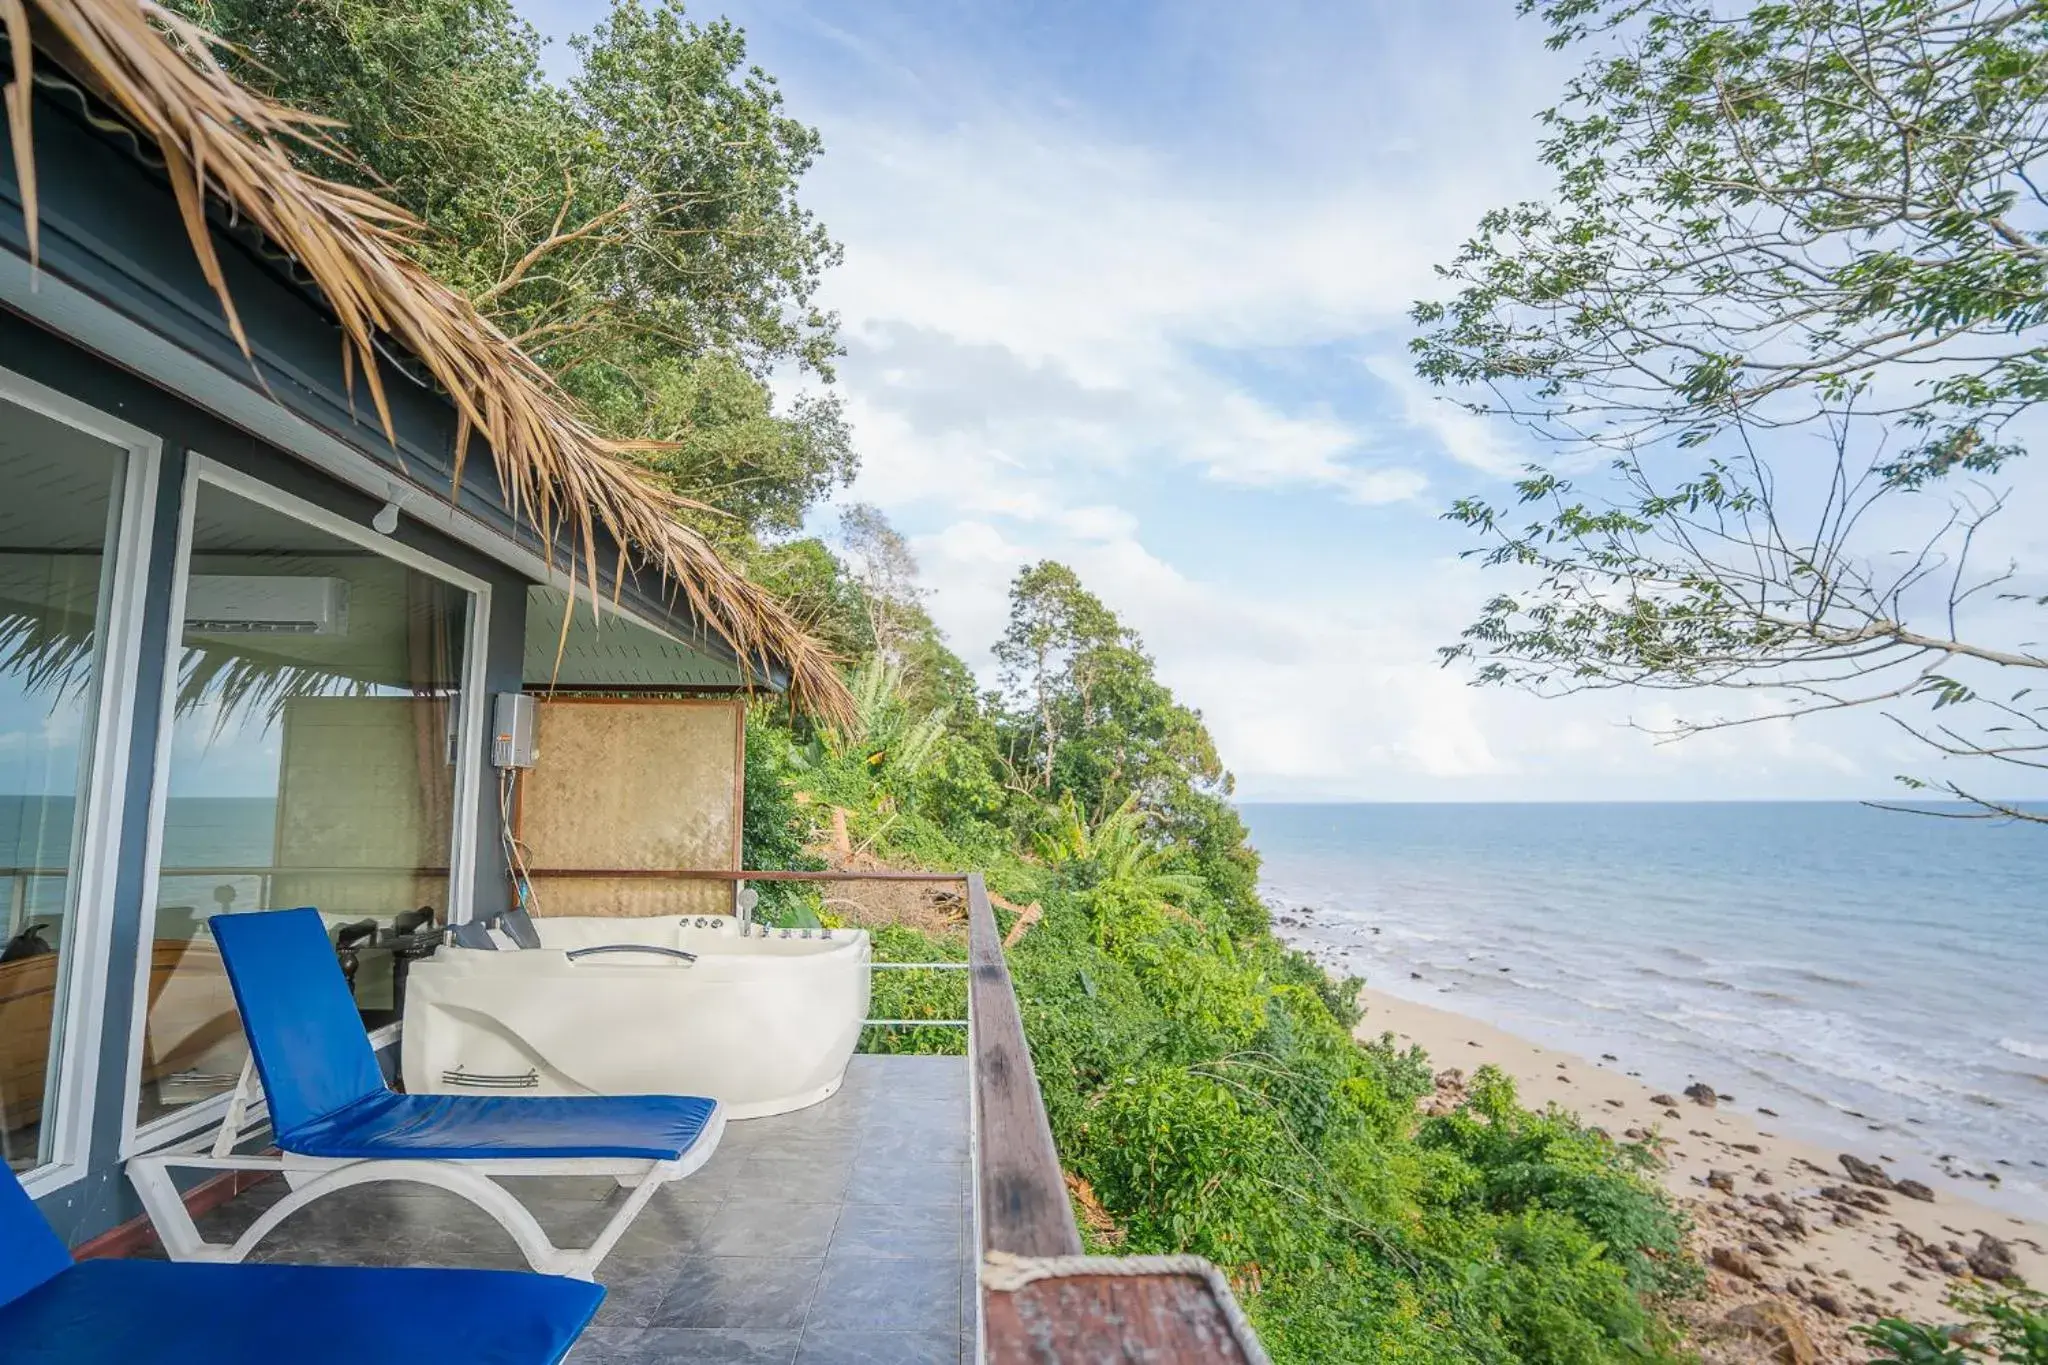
[121,455,489,1157]
[0,366,163,1199]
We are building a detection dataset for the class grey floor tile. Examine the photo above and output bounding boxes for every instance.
[862,1097,966,1133]
[859,1126,968,1164]
[728,1108,861,1148]
[807,1257,960,1333]
[728,1156,856,1203]
[594,1241,705,1326]
[795,1329,959,1364]
[649,1256,824,1330]
[666,1159,738,1202]
[830,1203,960,1261]
[726,1131,860,1164]
[602,1195,721,1262]
[579,1328,801,1364]
[699,1199,843,1257]
[497,1174,622,1201]
[845,1160,965,1207]
[578,1296,660,1348]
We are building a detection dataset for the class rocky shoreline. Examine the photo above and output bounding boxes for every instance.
[1334,982,2046,1364]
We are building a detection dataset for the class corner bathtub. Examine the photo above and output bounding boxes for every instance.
[401,915,870,1118]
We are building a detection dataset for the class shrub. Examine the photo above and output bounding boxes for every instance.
[1862,1286,2048,1364]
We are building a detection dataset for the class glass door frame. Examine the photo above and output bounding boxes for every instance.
[120,454,491,1158]
[0,365,165,1199]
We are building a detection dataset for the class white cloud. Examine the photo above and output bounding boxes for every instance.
[1359,355,1530,481]
[682,0,2039,802]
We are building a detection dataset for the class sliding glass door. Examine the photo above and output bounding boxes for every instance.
[0,382,151,1181]
[133,465,482,1135]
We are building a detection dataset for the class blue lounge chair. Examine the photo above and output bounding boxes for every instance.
[127,907,724,1280]
[0,1158,602,1363]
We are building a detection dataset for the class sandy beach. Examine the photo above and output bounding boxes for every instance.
[1355,987,2048,1362]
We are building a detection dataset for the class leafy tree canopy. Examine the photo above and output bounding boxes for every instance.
[995,561,1229,812]
[183,0,853,540]
[1413,0,2048,821]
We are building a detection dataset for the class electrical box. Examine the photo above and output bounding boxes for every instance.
[492,692,537,769]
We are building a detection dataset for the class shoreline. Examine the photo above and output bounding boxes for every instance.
[1352,985,2046,1360]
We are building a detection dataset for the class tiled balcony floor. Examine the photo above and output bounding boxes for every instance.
[185,1054,975,1365]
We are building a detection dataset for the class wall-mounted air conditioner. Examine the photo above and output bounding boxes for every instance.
[184,575,351,636]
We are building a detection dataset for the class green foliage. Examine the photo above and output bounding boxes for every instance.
[1413,0,2048,823]
[607,353,854,539]
[186,0,838,376]
[1863,1286,2048,1364]
[995,561,1230,817]
[182,0,852,542]
[1418,1066,1701,1301]
[858,924,966,1057]
[1415,0,2048,456]
[741,555,1700,1363]
[739,712,823,925]
[832,657,947,784]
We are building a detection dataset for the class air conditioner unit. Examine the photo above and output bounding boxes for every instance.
[184,575,350,636]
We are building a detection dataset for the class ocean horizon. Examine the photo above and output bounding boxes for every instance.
[1242,800,2048,1221]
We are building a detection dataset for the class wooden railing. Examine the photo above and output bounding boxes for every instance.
[522,866,1267,1364]
[962,873,1267,1363]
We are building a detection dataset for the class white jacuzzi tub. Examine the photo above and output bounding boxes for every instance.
[401,915,870,1118]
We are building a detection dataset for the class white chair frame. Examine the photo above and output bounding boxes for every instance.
[127,1058,724,1281]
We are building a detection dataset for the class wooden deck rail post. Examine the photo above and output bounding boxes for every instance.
[964,872,1268,1365]
[966,872,1081,1261]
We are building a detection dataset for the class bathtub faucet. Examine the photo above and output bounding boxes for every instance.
[736,885,759,931]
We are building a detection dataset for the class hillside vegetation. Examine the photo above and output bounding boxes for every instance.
[743,562,1702,1364]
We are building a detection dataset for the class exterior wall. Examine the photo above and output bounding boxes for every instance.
[0,313,529,1245]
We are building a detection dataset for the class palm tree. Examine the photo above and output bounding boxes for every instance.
[1037,792,1204,946]
[829,656,946,783]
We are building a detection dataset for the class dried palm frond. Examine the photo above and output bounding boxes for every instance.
[0,0,852,725]
[0,604,422,733]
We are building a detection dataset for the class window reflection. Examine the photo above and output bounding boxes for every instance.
[0,400,126,1172]
[138,480,471,1128]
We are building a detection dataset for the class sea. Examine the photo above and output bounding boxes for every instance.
[1,796,280,924]
[1242,801,2048,1221]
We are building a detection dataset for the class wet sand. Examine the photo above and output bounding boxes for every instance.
[1357,988,2046,1360]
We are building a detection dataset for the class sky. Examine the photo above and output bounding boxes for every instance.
[512,0,2048,803]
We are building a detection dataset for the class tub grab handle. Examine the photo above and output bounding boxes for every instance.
[565,944,699,964]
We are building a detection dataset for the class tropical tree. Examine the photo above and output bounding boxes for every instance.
[1036,791,1206,948]
[828,656,947,785]
[838,503,926,664]
[180,0,853,541]
[994,562,1229,814]
[1413,0,2048,821]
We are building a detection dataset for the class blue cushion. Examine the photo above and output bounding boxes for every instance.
[287,1091,720,1161]
[207,907,721,1163]
[206,908,386,1137]
[0,1257,602,1364]
[0,1159,72,1311]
